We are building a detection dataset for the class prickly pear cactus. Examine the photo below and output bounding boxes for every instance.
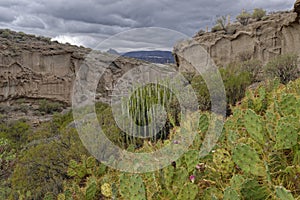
[172,167,189,193]
[119,173,146,200]
[274,117,298,150]
[101,183,112,198]
[85,177,97,200]
[177,183,198,200]
[240,179,268,200]
[212,148,234,175]
[198,113,209,133]
[223,187,240,200]
[276,186,295,200]
[232,143,265,177]
[278,94,297,116]
[183,150,199,173]
[162,165,175,188]
[243,109,265,145]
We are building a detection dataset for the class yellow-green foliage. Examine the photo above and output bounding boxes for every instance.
[9,112,88,199]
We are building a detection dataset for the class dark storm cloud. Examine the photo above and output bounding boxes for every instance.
[0,0,295,50]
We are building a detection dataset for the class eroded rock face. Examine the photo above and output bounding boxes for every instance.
[0,30,147,104]
[174,10,300,72]
[294,0,300,15]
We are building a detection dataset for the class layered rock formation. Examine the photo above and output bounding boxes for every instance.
[0,29,146,104]
[174,1,300,72]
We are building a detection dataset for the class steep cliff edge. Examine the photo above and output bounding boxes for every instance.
[0,29,147,105]
[174,1,300,72]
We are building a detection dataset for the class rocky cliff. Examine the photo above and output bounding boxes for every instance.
[174,1,300,72]
[0,29,146,105]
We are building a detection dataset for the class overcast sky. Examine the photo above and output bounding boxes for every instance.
[0,0,295,52]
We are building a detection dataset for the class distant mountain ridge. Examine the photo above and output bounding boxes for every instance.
[106,49,175,64]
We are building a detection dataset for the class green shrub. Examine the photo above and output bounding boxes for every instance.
[191,75,210,111]
[0,119,31,148]
[211,24,223,32]
[221,65,252,108]
[241,59,263,82]
[216,16,227,30]
[191,64,253,113]
[38,99,64,114]
[236,10,251,25]
[252,8,267,20]
[265,53,299,84]
[10,126,88,199]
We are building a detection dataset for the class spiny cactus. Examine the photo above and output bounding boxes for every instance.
[244,109,265,145]
[198,113,209,133]
[119,173,146,200]
[67,156,96,180]
[275,186,295,200]
[278,93,297,116]
[177,183,198,200]
[223,187,240,200]
[172,167,189,193]
[85,178,97,200]
[232,143,265,177]
[101,183,112,198]
[162,165,174,188]
[229,174,245,191]
[274,117,298,150]
[240,179,268,200]
[212,148,234,175]
[183,150,199,173]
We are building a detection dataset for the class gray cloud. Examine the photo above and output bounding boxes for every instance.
[0,0,295,50]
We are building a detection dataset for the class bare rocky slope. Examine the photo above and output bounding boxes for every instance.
[0,29,149,105]
[174,0,300,72]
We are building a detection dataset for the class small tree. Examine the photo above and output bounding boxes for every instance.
[252,8,266,20]
[236,10,251,26]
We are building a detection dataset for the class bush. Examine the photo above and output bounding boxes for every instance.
[252,8,266,20]
[241,59,263,82]
[0,120,31,148]
[220,65,252,109]
[216,16,227,30]
[191,64,253,114]
[38,99,64,114]
[211,24,223,32]
[265,53,299,84]
[236,10,251,26]
[10,120,88,199]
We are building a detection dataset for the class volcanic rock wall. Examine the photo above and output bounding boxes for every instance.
[0,31,145,104]
[174,2,300,72]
